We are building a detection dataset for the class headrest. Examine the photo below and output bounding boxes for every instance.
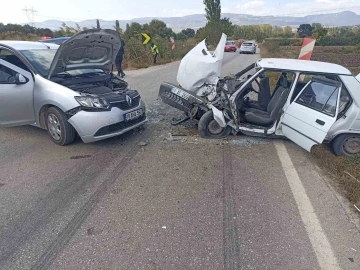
[279,75,288,88]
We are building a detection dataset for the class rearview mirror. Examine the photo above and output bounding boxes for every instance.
[15,73,28,85]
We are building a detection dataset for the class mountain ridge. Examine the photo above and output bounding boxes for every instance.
[27,11,360,32]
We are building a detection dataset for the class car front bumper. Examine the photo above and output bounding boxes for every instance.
[68,100,147,143]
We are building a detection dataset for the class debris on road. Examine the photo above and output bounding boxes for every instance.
[138,142,148,147]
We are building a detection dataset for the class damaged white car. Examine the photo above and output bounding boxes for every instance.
[0,29,147,145]
[158,34,360,156]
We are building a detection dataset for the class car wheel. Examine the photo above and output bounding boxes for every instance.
[331,134,360,156]
[198,110,232,139]
[46,107,76,146]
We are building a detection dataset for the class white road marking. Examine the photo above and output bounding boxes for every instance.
[274,141,341,270]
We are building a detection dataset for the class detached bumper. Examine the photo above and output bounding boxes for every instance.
[68,100,147,143]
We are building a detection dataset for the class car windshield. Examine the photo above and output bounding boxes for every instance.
[20,49,56,77]
[20,49,105,77]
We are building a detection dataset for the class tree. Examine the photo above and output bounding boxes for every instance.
[114,20,122,33]
[283,26,294,38]
[204,0,221,23]
[96,19,100,29]
[220,17,234,37]
[181,28,195,38]
[297,24,312,38]
[312,23,328,41]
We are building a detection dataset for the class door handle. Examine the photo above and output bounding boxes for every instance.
[316,119,325,126]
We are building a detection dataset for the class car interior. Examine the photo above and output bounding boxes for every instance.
[236,71,295,128]
[0,49,30,75]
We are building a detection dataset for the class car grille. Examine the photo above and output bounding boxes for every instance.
[94,114,146,137]
[110,95,141,111]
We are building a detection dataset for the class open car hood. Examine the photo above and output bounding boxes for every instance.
[48,29,122,79]
[177,33,227,92]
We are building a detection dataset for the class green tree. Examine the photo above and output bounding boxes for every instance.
[312,23,328,41]
[204,0,221,23]
[114,20,122,33]
[283,26,294,38]
[297,24,312,38]
[181,28,195,38]
[96,19,100,29]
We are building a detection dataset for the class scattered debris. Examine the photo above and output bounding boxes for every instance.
[348,258,354,263]
[351,248,357,252]
[162,226,167,229]
[138,142,148,147]
[70,155,91,160]
[354,204,360,213]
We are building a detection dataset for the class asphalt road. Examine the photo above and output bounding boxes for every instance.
[0,49,360,270]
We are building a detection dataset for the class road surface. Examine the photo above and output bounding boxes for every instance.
[0,49,359,270]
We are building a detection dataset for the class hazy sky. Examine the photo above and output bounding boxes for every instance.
[2,0,360,24]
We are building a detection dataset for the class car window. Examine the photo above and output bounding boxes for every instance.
[242,43,253,46]
[296,80,339,117]
[338,87,351,119]
[0,64,16,84]
[0,49,30,72]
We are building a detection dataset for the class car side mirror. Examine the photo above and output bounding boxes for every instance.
[15,73,28,85]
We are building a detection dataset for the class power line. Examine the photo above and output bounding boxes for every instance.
[22,6,38,27]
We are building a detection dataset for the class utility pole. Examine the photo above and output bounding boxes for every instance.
[22,6,38,27]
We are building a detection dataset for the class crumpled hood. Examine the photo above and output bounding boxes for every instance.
[48,29,122,79]
[177,33,227,92]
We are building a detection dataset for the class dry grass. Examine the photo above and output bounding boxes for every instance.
[260,43,360,205]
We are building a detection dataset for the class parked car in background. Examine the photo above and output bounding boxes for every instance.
[239,41,257,54]
[39,37,70,45]
[224,40,237,52]
[0,29,147,146]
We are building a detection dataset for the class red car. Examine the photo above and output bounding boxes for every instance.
[224,41,237,52]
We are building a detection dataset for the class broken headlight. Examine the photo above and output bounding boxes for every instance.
[74,96,110,110]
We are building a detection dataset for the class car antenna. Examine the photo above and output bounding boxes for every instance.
[38,41,51,49]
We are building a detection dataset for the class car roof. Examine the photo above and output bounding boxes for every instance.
[0,40,59,50]
[257,58,352,75]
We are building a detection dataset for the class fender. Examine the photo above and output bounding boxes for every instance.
[211,105,226,128]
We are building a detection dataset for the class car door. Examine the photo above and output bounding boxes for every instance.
[280,76,341,152]
[0,59,35,127]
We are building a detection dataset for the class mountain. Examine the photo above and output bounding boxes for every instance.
[29,11,360,32]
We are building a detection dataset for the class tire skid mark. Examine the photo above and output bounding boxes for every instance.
[222,143,240,270]
[31,131,152,270]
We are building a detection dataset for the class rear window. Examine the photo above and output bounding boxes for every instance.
[242,43,253,46]
[226,41,235,45]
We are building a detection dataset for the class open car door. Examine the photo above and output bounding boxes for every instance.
[280,76,342,152]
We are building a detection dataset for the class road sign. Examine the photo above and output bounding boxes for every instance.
[169,37,175,51]
[141,33,151,45]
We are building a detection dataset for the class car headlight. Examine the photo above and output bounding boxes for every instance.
[74,96,110,110]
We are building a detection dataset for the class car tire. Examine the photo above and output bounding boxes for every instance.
[45,107,76,146]
[331,133,360,156]
[198,110,232,139]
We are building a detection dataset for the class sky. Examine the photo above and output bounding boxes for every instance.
[2,0,360,24]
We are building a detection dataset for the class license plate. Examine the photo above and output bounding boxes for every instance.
[124,109,143,121]
[171,87,190,101]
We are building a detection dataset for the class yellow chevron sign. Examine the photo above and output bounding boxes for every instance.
[141,33,151,45]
